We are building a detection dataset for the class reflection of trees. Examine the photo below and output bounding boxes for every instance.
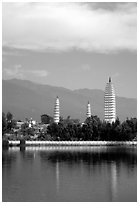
[20,149,35,162]
[39,147,137,170]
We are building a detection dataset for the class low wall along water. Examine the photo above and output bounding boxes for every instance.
[7,140,137,146]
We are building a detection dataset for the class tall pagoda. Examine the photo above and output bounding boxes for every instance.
[104,77,116,123]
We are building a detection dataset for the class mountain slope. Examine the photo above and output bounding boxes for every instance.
[2,79,137,122]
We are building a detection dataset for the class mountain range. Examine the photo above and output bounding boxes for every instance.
[2,79,137,122]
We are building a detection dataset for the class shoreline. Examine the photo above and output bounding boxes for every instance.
[6,140,137,147]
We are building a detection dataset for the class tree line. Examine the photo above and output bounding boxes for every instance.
[45,115,137,141]
[2,112,137,141]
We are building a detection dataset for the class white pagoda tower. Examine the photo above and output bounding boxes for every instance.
[54,96,60,124]
[86,101,91,118]
[104,77,116,123]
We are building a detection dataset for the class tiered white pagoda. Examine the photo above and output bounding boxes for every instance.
[104,77,116,123]
[54,96,60,124]
[86,101,91,118]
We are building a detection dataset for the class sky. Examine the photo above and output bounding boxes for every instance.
[2,2,137,98]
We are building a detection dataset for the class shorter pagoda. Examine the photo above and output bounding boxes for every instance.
[54,96,60,124]
[86,101,91,118]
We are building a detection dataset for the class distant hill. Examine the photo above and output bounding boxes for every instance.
[2,79,137,122]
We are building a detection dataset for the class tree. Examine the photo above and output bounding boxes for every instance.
[121,118,137,141]
[7,119,16,131]
[21,123,29,136]
[41,114,53,124]
[47,123,61,140]
[2,112,7,135]
[62,116,80,126]
[84,115,102,140]
[6,112,13,122]
[81,124,93,140]
[5,112,16,131]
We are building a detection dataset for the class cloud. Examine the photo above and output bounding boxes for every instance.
[2,49,23,56]
[2,2,137,53]
[3,65,23,79]
[3,64,48,79]
[27,70,48,77]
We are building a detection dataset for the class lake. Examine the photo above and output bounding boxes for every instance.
[2,146,137,202]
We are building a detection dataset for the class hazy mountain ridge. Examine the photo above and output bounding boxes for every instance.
[2,79,137,122]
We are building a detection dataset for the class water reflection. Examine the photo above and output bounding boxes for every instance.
[3,146,137,202]
[38,146,136,170]
[56,161,60,194]
[37,146,136,202]
[111,163,118,201]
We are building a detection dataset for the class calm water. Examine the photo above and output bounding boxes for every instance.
[3,146,137,202]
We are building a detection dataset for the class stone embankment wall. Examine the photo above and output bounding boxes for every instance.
[8,140,137,146]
